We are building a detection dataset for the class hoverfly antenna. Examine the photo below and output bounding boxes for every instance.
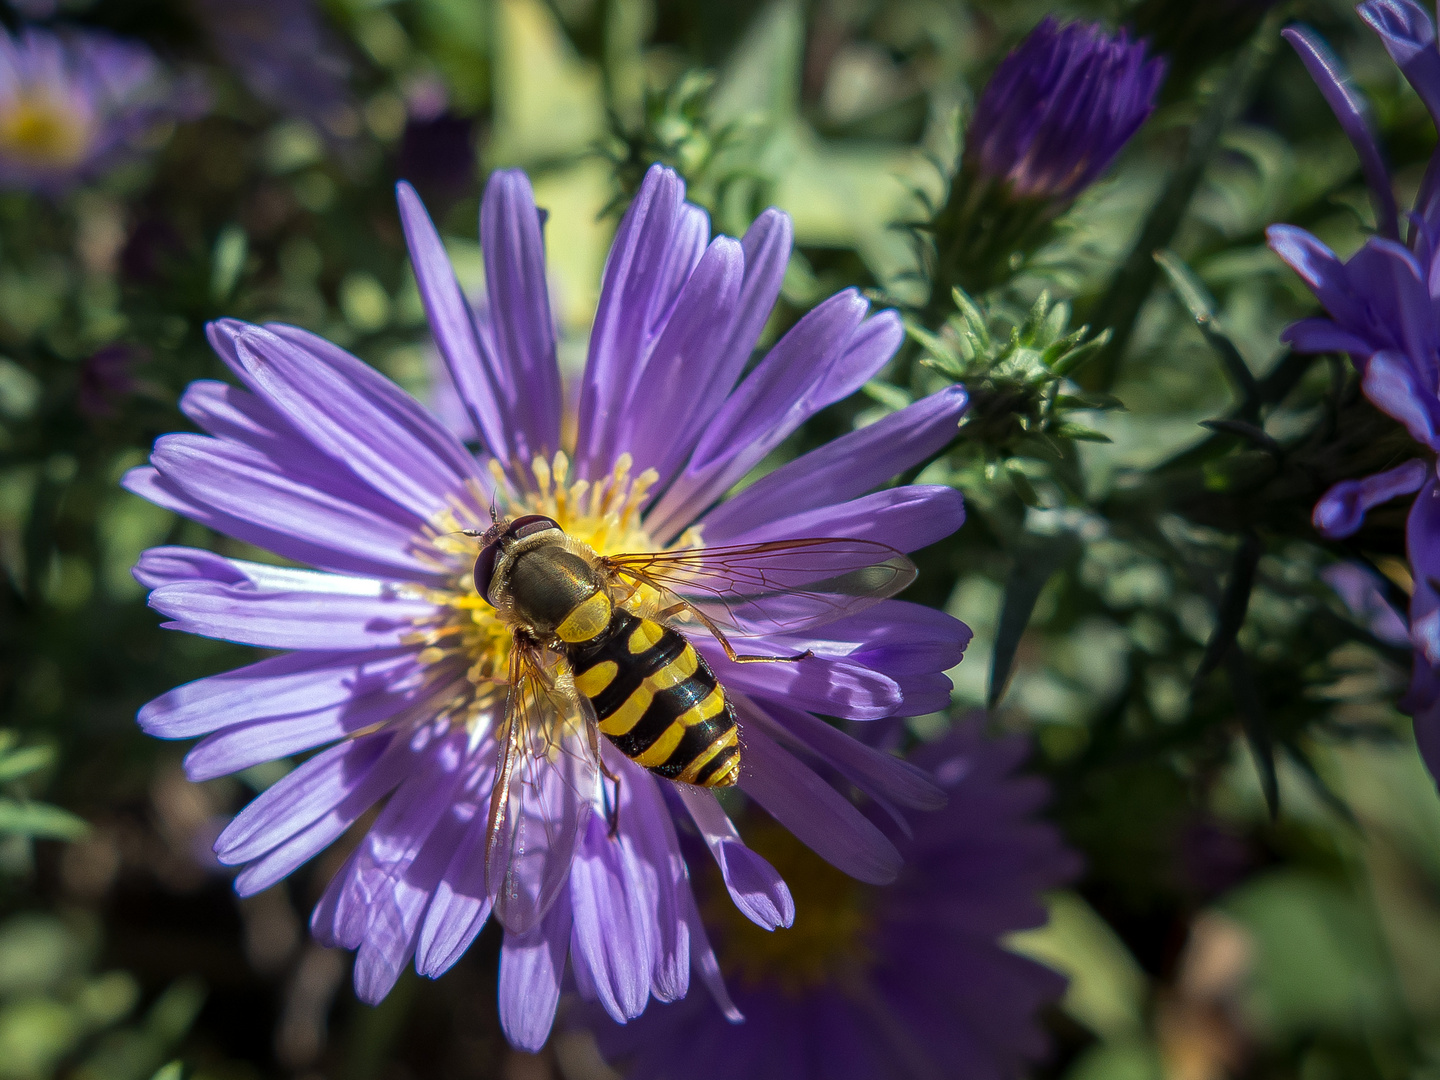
[488,494,499,524]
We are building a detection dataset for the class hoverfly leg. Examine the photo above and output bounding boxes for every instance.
[603,772,622,838]
[586,720,623,838]
[657,601,811,664]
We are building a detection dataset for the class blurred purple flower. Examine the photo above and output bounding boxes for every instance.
[967,17,1166,203]
[398,111,475,212]
[1321,562,1410,646]
[124,163,972,1049]
[193,0,354,139]
[1267,2,1440,780]
[79,342,147,417]
[588,721,1080,1080]
[0,27,202,194]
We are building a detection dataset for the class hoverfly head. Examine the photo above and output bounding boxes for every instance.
[471,515,562,604]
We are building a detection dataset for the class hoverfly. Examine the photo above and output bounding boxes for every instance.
[468,513,915,933]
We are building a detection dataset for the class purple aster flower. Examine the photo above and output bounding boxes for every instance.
[1266,3,1440,780]
[0,27,202,195]
[586,720,1081,1080]
[124,163,972,1049]
[193,0,355,140]
[967,18,1166,204]
[929,17,1163,298]
[1321,562,1410,646]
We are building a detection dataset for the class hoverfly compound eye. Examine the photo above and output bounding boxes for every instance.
[507,514,560,541]
[472,543,500,605]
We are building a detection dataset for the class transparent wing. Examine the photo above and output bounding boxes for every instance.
[486,640,600,935]
[604,538,915,638]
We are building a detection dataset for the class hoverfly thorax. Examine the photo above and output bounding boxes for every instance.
[475,515,614,644]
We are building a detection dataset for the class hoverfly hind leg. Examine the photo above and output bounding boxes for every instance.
[586,719,623,838]
[653,602,811,664]
[602,771,621,838]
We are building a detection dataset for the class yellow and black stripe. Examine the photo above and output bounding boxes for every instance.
[565,610,740,787]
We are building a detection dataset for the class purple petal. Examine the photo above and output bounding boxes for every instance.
[620,236,745,486]
[742,698,946,811]
[1359,1,1440,130]
[216,728,401,866]
[133,545,245,588]
[1408,478,1440,665]
[311,731,467,960]
[216,323,484,521]
[792,599,973,678]
[576,164,688,480]
[480,169,562,461]
[140,433,439,582]
[643,289,872,541]
[695,209,793,413]
[124,465,427,587]
[701,386,967,539]
[498,889,572,1052]
[714,485,966,555]
[671,784,794,930]
[1322,563,1411,644]
[735,714,902,884]
[568,812,656,1022]
[1282,26,1399,239]
[615,762,690,1003]
[148,577,434,650]
[396,182,523,469]
[814,309,904,403]
[183,665,441,781]
[1362,351,1440,446]
[698,642,903,720]
[415,757,497,978]
[679,888,743,1023]
[138,648,419,739]
[1281,317,1376,358]
[1267,226,1376,353]
[1404,658,1440,781]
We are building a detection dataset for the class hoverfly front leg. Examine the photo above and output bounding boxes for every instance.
[653,602,812,664]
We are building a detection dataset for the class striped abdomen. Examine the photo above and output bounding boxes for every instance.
[565,610,740,787]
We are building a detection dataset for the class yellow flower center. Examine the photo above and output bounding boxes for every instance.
[0,93,91,168]
[399,453,701,734]
[705,820,873,994]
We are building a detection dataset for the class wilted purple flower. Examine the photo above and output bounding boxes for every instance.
[967,17,1166,203]
[124,163,972,1049]
[587,721,1080,1080]
[0,27,200,194]
[193,0,354,139]
[1267,2,1440,778]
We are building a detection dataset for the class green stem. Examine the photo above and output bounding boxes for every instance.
[1084,6,1287,391]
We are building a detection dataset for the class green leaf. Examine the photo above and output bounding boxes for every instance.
[1048,329,1112,377]
[1005,462,1041,507]
[989,534,1080,709]
[1054,424,1113,443]
[209,224,248,303]
[150,1062,184,1080]
[1020,290,1051,341]
[1154,249,1260,410]
[950,287,989,347]
[0,800,88,840]
[0,745,54,784]
[904,324,962,377]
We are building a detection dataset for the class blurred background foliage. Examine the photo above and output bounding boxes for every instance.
[3,0,1440,1077]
